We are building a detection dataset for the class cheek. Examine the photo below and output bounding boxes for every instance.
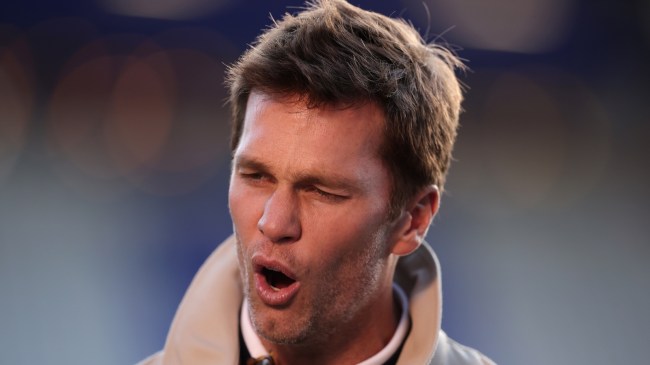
[229,182,262,239]
[304,209,387,269]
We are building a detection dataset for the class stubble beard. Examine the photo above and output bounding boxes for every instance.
[237,230,390,347]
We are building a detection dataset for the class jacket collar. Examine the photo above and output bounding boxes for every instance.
[158,235,442,365]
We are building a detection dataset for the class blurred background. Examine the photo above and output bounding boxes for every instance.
[1,0,649,364]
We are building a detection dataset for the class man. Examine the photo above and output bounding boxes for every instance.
[140,0,494,364]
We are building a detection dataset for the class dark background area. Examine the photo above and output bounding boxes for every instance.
[1,0,649,364]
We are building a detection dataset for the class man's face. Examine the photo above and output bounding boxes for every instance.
[229,91,398,345]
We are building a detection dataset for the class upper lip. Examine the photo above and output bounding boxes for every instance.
[251,254,298,281]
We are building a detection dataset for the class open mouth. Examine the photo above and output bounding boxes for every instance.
[262,266,296,290]
[252,256,301,306]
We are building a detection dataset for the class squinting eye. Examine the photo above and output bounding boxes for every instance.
[241,172,262,180]
[238,171,268,183]
[305,186,348,202]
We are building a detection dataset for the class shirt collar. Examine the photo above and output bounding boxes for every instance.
[241,283,410,365]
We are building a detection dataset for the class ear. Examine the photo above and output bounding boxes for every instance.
[390,185,440,256]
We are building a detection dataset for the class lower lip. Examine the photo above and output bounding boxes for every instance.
[254,272,301,306]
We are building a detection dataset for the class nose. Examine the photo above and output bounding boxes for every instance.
[257,188,301,243]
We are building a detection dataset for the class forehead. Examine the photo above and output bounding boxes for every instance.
[236,92,387,173]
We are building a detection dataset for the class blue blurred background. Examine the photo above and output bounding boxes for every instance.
[1,0,649,364]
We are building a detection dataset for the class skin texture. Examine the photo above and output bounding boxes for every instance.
[229,91,437,364]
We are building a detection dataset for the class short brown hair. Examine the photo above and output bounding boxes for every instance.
[227,0,464,218]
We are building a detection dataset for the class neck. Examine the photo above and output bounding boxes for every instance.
[261,282,400,365]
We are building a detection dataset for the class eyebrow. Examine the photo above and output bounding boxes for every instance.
[234,155,270,174]
[234,154,365,193]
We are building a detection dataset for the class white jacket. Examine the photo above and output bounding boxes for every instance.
[138,235,495,365]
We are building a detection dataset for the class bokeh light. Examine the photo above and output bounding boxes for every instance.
[112,48,230,195]
[99,0,233,20]
[480,70,568,208]
[107,54,175,173]
[0,26,33,185]
[450,67,612,216]
[402,0,576,53]
[48,55,125,180]
[45,32,231,198]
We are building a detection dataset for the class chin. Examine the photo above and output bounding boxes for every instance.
[250,300,316,345]
[252,313,311,345]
